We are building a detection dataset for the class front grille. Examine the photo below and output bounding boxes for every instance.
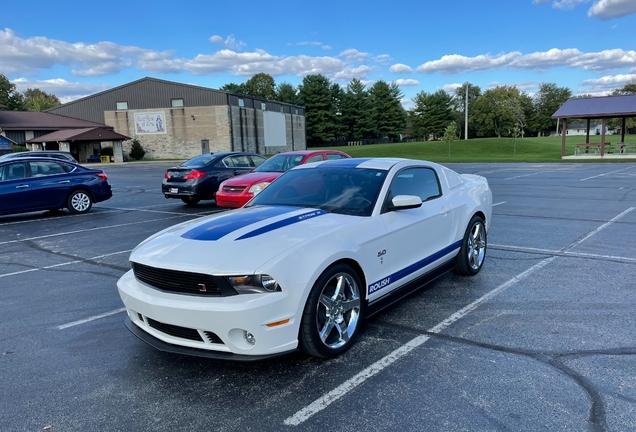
[147,317,203,342]
[204,331,224,344]
[223,185,247,194]
[132,262,222,296]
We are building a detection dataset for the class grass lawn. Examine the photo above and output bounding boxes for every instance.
[316,134,636,163]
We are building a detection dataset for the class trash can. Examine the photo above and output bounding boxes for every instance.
[100,155,111,163]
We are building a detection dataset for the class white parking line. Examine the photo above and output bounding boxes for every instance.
[504,171,554,180]
[492,201,506,207]
[101,206,213,216]
[58,308,127,330]
[0,250,132,279]
[0,210,120,227]
[283,206,635,426]
[0,214,191,246]
[580,165,635,182]
[490,243,636,264]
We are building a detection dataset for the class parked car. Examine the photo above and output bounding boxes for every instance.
[0,157,112,216]
[216,150,350,208]
[118,158,492,360]
[0,151,76,163]
[162,152,267,205]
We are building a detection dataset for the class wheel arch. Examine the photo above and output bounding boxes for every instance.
[65,186,95,202]
[473,210,486,225]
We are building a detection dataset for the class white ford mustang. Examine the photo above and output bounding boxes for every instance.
[117,158,492,360]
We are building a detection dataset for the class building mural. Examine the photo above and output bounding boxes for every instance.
[135,112,166,134]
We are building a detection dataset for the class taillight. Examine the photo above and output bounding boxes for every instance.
[183,170,206,180]
[164,172,170,179]
[96,172,108,181]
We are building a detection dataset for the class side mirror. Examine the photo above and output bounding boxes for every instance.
[388,195,422,211]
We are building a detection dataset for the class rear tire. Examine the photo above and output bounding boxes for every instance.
[67,190,93,214]
[299,264,364,358]
[454,215,487,276]
[181,196,200,205]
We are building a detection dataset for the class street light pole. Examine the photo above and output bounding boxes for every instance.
[465,82,469,140]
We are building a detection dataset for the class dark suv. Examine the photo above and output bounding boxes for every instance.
[0,151,76,163]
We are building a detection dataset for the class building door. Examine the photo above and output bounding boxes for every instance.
[201,140,210,154]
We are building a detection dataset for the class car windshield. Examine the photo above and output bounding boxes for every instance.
[181,154,214,168]
[246,167,387,216]
[254,154,306,173]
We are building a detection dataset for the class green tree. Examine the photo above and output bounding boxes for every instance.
[22,88,61,111]
[610,81,636,130]
[612,81,636,95]
[472,85,531,138]
[443,121,458,156]
[330,83,347,140]
[129,138,146,160]
[0,74,24,110]
[298,74,338,144]
[220,82,248,95]
[275,82,298,105]
[341,78,374,140]
[530,83,572,135]
[369,81,406,139]
[409,90,454,140]
[244,72,276,100]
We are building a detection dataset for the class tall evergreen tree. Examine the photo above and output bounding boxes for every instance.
[410,90,454,140]
[220,82,248,95]
[275,82,298,105]
[297,74,338,145]
[0,74,24,110]
[369,81,406,139]
[341,79,374,140]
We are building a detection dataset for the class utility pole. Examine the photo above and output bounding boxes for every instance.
[465,82,469,140]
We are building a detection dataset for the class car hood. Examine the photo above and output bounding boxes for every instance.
[223,172,283,186]
[129,205,360,274]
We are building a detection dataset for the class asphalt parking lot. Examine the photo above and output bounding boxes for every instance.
[2,161,635,432]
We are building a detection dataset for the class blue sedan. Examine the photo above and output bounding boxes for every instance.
[0,157,112,216]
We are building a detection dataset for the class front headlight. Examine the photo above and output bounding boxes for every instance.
[227,274,281,294]
[218,180,227,192]
[248,182,270,195]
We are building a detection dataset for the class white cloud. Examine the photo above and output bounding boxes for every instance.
[11,77,110,103]
[209,34,246,51]
[339,49,368,62]
[400,98,414,108]
[321,45,332,50]
[416,48,636,74]
[375,54,392,64]
[487,81,539,92]
[333,65,373,81]
[390,63,413,73]
[442,83,462,94]
[588,0,636,19]
[395,78,419,86]
[579,73,636,93]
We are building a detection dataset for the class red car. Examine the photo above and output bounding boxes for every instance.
[215,150,350,208]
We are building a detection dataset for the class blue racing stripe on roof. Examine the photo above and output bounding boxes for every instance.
[181,206,300,241]
[235,209,326,240]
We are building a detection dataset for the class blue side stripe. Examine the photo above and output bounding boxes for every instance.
[367,240,463,295]
[181,206,300,241]
[235,209,326,240]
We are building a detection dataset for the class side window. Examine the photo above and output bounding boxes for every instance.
[29,161,66,177]
[326,153,345,160]
[224,155,251,168]
[250,155,267,167]
[388,168,441,203]
[305,155,324,164]
[0,163,26,181]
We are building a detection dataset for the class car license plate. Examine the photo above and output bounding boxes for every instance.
[170,188,179,194]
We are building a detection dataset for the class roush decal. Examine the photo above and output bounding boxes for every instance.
[181,206,300,241]
[235,209,327,240]
[367,240,463,295]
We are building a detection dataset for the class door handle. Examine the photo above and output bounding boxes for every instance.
[16,185,29,189]
[59,180,70,184]
[439,207,451,215]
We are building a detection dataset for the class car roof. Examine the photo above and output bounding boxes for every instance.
[272,150,348,156]
[292,157,408,170]
[0,156,81,164]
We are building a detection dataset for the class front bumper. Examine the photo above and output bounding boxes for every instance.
[117,270,302,357]
[215,191,252,208]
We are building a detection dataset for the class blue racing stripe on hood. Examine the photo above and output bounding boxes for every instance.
[236,209,327,240]
[181,206,300,241]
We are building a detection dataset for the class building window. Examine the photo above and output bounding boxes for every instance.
[171,98,184,108]
[261,103,267,111]
[116,101,128,110]
[294,109,299,115]
[280,107,284,113]
[238,99,244,107]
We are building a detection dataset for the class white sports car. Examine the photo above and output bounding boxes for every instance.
[117,158,492,359]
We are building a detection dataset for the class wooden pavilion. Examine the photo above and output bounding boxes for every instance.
[552,94,636,157]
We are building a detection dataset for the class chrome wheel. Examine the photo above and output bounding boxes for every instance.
[67,191,93,214]
[467,221,486,270]
[315,272,361,350]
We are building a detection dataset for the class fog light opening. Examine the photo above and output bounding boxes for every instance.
[244,331,256,345]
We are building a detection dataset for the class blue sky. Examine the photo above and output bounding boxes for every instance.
[2,0,636,107]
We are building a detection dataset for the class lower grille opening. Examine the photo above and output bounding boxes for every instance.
[137,313,144,322]
[204,331,224,344]
[146,317,203,342]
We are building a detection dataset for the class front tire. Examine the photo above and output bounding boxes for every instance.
[67,190,93,214]
[300,264,364,358]
[181,196,200,205]
[455,215,487,276]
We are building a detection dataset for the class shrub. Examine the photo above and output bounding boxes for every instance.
[100,146,114,156]
[13,145,28,153]
[129,139,146,160]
